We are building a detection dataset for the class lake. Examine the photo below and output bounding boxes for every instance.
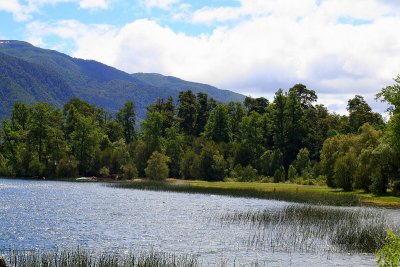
[0,178,397,266]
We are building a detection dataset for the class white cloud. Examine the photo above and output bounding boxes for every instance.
[25,0,400,113]
[79,0,108,10]
[141,0,180,10]
[0,0,109,21]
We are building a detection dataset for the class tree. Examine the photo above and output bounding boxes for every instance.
[180,149,200,179]
[292,148,311,176]
[121,162,138,179]
[164,127,184,178]
[147,97,175,136]
[334,149,358,191]
[69,114,101,175]
[198,142,226,181]
[244,96,269,114]
[376,74,400,114]
[56,155,78,178]
[284,90,305,167]
[271,89,286,154]
[260,149,283,176]
[145,151,169,180]
[177,90,199,136]
[11,103,29,131]
[287,165,298,181]
[105,119,124,143]
[117,100,137,143]
[226,102,246,142]
[289,84,317,109]
[203,104,230,143]
[320,133,359,187]
[274,166,285,183]
[195,92,210,135]
[140,111,164,154]
[347,95,384,132]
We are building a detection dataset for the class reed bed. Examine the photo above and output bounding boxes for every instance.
[109,181,360,206]
[0,248,198,267]
[221,205,392,254]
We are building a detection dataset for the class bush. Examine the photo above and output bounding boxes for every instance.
[273,166,285,183]
[376,230,400,267]
[99,166,110,177]
[392,180,400,197]
[145,151,169,180]
[28,158,45,177]
[56,155,79,178]
[121,162,138,179]
[232,164,258,182]
[287,165,298,181]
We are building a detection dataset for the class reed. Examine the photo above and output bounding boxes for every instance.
[109,181,360,206]
[221,205,393,253]
[1,248,198,267]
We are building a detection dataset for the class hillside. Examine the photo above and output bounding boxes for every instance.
[0,51,74,119]
[0,40,245,120]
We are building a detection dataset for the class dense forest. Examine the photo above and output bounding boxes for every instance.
[1,76,400,196]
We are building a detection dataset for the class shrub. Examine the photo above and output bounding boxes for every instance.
[99,166,110,177]
[287,165,298,181]
[376,230,400,267]
[121,162,138,179]
[56,155,79,178]
[28,158,45,177]
[273,166,285,183]
[232,164,258,182]
[145,151,169,180]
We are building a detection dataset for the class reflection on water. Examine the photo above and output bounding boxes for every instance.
[0,178,395,266]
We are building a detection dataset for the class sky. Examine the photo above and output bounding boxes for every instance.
[1,0,400,114]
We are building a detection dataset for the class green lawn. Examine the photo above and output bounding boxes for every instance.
[184,180,400,208]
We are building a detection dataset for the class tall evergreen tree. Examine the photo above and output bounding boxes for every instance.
[117,100,137,143]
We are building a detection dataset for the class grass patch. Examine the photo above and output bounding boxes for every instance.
[110,180,360,206]
[221,205,393,253]
[0,248,198,267]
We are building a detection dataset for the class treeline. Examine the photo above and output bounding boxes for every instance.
[1,78,400,195]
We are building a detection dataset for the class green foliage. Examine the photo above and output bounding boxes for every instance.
[164,127,184,178]
[145,151,170,180]
[99,166,110,177]
[334,149,358,191]
[28,158,45,177]
[180,149,200,180]
[56,155,78,178]
[293,148,311,176]
[376,230,400,267]
[260,149,283,176]
[177,90,199,136]
[274,166,285,183]
[116,101,136,143]
[232,164,258,182]
[287,164,298,181]
[198,142,226,181]
[203,104,230,143]
[121,162,138,179]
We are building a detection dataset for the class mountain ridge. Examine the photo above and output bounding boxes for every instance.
[0,40,245,120]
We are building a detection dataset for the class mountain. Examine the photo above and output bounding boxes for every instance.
[0,40,245,120]
[131,73,244,103]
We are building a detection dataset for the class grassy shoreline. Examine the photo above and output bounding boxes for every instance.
[2,176,400,208]
[110,179,400,208]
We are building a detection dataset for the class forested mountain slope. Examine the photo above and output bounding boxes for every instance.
[0,40,244,120]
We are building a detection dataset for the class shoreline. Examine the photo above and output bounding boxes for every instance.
[2,177,400,208]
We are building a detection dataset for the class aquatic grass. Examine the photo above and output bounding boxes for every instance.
[221,205,394,254]
[1,248,199,267]
[109,181,360,206]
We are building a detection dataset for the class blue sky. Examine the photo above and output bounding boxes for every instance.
[1,0,400,113]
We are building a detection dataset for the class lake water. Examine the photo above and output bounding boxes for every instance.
[0,178,397,266]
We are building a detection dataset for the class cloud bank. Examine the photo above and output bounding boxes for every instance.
[23,0,400,113]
